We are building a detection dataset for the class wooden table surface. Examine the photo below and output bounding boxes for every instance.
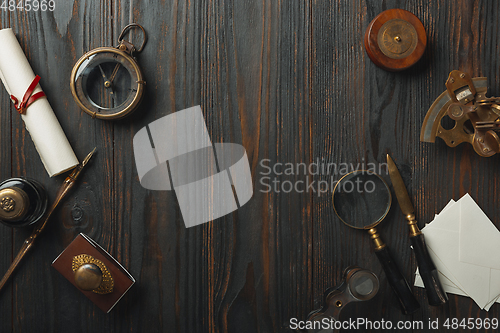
[1,0,500,332]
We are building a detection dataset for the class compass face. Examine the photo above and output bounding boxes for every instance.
[71,47,144,119]
[364,9,426,71]
[377,19,418,59]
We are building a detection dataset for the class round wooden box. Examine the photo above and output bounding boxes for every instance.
[364,9,426,71]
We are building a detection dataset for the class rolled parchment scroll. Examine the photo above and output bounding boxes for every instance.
[0,28,78,177]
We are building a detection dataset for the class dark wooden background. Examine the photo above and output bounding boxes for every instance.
[1,0,500,332]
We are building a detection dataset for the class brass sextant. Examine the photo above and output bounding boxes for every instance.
[421,70,500,157]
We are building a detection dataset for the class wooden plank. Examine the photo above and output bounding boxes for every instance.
[114,0,314,331]
[48,1,117,331]
[0,9,13,333]
[111,0,210,331]
[310,0,410,324]
[260,0,314,330]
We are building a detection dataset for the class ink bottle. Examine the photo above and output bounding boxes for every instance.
[0,177,47,227]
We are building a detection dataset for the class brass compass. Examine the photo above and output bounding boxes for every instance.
[365,9,426,71]
[70,24,147,120]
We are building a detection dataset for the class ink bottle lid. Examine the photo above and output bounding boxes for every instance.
[0,177,47,227]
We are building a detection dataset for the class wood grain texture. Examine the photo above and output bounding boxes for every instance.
[1,0,500,332]
[0,8,12,333]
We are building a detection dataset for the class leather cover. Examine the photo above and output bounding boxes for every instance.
[51,233,135,313]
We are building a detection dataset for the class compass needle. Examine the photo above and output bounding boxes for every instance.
[109,63,121,83]
[98,65,107,79]
[98,64,112,89]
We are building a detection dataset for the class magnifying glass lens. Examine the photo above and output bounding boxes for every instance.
[333,172,391,229]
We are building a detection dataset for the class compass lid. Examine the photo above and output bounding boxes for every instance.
[364,9,426,71]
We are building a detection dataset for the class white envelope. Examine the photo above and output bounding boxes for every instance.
[415,245,464,292]
[415,272,500,311]
[414,194,500,310]
[459,195,500,270]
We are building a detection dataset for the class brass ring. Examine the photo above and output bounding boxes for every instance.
[118,23,147,53]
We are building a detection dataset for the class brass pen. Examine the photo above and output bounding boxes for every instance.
[0,148,96,294]
[386,154,447,306]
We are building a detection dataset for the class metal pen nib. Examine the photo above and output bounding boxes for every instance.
[68,148,96,181]
[82,147,96,166]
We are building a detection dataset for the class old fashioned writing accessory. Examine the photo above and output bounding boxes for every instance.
[414,194,500,311]
[0,177,47,228]
[10,75,46,114]
[386,154,448,306]
[70,24,147,120]
[0,28,79,177]
[332,171,420,315]
[0,148,96,294]
[72,254,114,294]
[52,234,135,313]
[421,70,500,157]
[364,9,426,71]
[304,266,379,331]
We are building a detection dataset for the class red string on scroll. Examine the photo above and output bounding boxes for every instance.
[10,75,46,114]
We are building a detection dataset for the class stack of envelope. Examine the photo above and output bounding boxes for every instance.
[414,194,500,310]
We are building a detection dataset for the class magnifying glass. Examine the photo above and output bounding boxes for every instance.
[332,170,420,315]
